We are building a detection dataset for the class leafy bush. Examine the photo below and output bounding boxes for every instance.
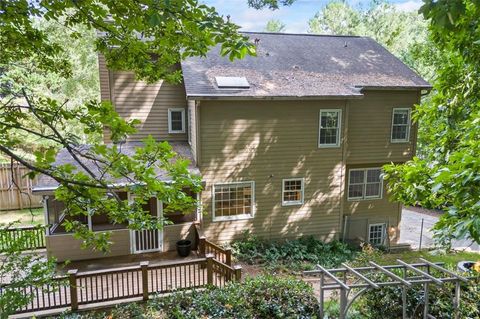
[150,275,319,318]
[357,276,480,318]
[56,275,319,319]
[231,231,357,270]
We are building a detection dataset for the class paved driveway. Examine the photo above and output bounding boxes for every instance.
[400,207,480,251]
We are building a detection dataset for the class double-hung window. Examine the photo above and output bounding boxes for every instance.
[168,108,185,134]
[391,108,411,142]
[212,182,254,221]
[368,223,386,246]
[282,178,304,206]
[348,168,383,200]
[319,109,341,147]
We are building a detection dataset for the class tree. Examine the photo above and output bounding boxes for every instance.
[247,0,296,10]
[0,0,256,314]
[264,19,286,32]
[383,0,480,246]
[308,1,432,80]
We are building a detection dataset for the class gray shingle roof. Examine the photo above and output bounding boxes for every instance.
[181,32,431,99]
[33,142,199,191]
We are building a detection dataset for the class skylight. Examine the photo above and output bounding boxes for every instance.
[215,76,250,89]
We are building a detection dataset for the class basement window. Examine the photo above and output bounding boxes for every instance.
[368,223,386,246]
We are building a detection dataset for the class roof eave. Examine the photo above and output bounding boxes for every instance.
[356,85,433,91]
[186,94,365,101]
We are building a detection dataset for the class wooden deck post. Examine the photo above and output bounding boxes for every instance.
[225,248,232,266]
[199,237,206,257]
[140,261,149,301]
[68,269,78,311]
[206,254,214,285]
[234,265,242,282]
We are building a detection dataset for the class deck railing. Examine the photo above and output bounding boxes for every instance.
[6,254,241,315]
[0,225,46,252]
[195,223,232,266]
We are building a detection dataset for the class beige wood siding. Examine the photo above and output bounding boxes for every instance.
[163,223,196,251]
[105,71,188,142]
[98,54,111,102]
[198,100,347,243]
[346,90,419,164]
[343,163,401,244]
[46,229,130,262]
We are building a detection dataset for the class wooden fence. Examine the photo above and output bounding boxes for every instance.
[0,163,43,210]
[0,225,46,252]
[3,254,241,315]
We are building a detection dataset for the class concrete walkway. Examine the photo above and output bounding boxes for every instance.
[399,207,480,251]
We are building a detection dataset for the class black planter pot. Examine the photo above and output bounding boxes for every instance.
[176,240,192,257]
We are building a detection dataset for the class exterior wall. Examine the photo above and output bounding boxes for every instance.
[97,56,188,143]
[163,223,196,251]
[343,163,401,245]
[98,54,111,102]
[46,229,130,262]
[198,100,347,243]
[346,90,419,164]
[197,91,419,245]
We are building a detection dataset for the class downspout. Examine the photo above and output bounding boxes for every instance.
[338,100,349,241]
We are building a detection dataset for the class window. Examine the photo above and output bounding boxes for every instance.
[319,109,341,147]
[391,108,411,142]
[168,108,185,133]
[368,223,386,246]
[282,178,304,206]
[348,168,383,200]
[212,182,254,221]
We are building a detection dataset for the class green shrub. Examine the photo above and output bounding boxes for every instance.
[149,275,319,318]
[231,231,357,270]
[356,277,480,318]
[56,275,318,319]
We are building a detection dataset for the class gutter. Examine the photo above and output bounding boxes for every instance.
[186,94,365,101]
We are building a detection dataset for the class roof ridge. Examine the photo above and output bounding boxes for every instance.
[240,31,363,38]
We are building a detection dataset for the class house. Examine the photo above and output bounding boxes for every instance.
[33,32,431,262]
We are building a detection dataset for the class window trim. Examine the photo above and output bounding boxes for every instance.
[282,178,305,206]
[391,108,411,143]
[347,168,383,201]
[168,108,186,134]
[368,223,387,246]
[212,181,255,222]
[318,109,342,148]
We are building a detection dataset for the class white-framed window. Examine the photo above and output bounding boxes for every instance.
[168,108,185,134]
[348,168,383,200]
[368,223,386,246]
[391,108,411,142]
[319,109,342,147]
[212,182,254,221]
[282,178,304,206]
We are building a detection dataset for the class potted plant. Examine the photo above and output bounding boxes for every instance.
[176,239,192,257]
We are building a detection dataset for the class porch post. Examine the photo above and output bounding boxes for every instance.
[233,265,242,282]
[225,248,232,266]
[68,269,78,311]
[140,261,149,301]
[206,254,214,285]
